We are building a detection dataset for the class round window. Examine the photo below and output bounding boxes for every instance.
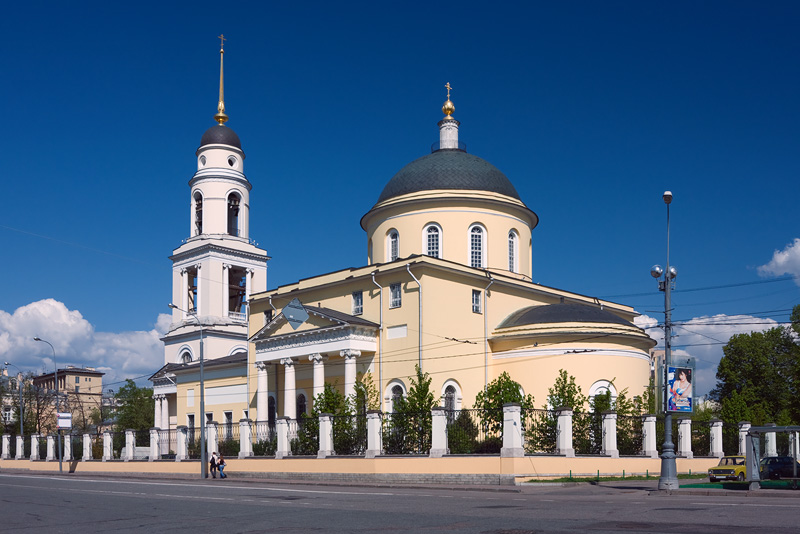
[227,156,237,167]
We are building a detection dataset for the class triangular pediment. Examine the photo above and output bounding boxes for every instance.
[249,303,378,343]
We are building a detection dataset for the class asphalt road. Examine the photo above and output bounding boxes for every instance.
[1,473,799,533]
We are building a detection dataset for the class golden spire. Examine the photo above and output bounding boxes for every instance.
[214,34,229,125]
[442,82,455,118]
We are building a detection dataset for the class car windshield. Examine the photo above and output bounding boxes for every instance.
[718,457,740,466]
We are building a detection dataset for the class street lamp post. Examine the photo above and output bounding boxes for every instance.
[168,303,207,479]
[33,337,63,474]
[4,361,24,439]
[650,191,679,490]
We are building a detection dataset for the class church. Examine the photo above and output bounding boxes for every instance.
[150,45,655,434]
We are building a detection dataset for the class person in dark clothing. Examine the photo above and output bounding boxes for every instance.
[209,452,218,478]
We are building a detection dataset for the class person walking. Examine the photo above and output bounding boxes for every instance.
[209,452,218,479]
[218,454,227,479]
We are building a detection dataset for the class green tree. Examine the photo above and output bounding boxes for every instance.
[473,371,535,434]
[113,380,154,432]
[710,313,799,426]
[384,365,436,454]
[547,369,588,411]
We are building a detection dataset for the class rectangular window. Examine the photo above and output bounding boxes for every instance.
[205,412,213,423]
[75,376,80,384]
[75,385,80,393]
[472,289,482,313]
[390,283,402,308]
[352,291,363,315]
[187,414,195,429]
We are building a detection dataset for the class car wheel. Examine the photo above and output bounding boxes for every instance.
[737,472,745,482]
[709,476,717,483]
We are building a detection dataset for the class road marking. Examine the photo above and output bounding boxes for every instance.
[693,502,800,508]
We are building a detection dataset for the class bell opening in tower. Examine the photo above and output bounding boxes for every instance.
[227,193,241,236]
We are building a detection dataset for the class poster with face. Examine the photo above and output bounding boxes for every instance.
[667,366,693,413]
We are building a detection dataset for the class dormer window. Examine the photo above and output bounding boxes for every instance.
[227,193,241,236]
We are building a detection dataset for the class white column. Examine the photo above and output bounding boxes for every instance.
[341,349,360,400]
[30,435,39,461]
[765,423,778,457]
[556,407,575,458]
[154,395,163,429]
[677,417,693,458]
[124,430,135,461]
[64,434,72,461]
[282,359,296,420]
[642,415,658,458]
[239,419,253,458]
[500,403,523,458]
[738,421,751,456]
[318,414,334,458]
[602,411,619,458]
[46,435,55,461]
[149,428,159,461]
[16,435,25,460]
[176,426,188,461]
[276,418,290,459]
[365,411,382,459]
[256,362,269,422]
[2,434,10,459]
[102,431,112,461]
[161,395,170,432]
[309,353,326,401]
[710,419,724,457]
[222,264,230,317]
[82,433,92,460]
[180,268,188,317]
[430,407,448,458]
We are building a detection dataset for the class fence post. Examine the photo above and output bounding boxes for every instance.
[149,428,159,461]
[16,435,25,460]
[641,415,657,458]
[176,426,188,461]
[276,417,290,459]
[239,419,253,459]
[602,411,618,458]
[82,433,92,460]
[500,403,524,458]
[365,410,382,458]
[677,417,693,458]
[317,414,334,459]
[737,421,751,456]
[30,434,39,461]
[556,407,575,458]
[46,435,55,461]
[102,431,112,461]
[1,434,9,459]
[764,423,777,457]
[124,430,135,461]
[709,418,723,457]
[64,433,73,461]
[429,407,448,458]
[207,421,218,456]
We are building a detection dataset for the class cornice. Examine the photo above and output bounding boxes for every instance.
[170,242,269,264]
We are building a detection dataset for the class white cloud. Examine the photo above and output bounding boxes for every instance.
[0,299,169,391]
[634,313,779,396]
[758,238,800,286]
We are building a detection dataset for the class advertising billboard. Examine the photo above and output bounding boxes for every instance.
[666,364,694,413]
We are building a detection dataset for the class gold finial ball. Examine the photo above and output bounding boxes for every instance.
[442,99,455,117]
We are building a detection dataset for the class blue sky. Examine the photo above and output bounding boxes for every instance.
[2,1,799,394]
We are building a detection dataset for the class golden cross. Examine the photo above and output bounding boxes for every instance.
[218,34,226,49]
[445,82,452,99]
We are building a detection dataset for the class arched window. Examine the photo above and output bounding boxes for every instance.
[424,224,441,258]
[388,230,399,261]
[180,352,192,364]
[391,385,404,412]
[469,225,485,268]
[296,394,307,418]
[444,385,457,422]
[193,192,203,236]
[508,230,518,273]
[227,193,241,236]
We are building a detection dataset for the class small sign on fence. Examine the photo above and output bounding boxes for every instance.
[57,412,73,429]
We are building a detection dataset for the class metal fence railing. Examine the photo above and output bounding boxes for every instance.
[331,413,368,456]
[655,417,679,455]
[617,415,644,456]
[290,416,318,456]
[37,436,47,459]
[251,421,276,456]
[572,412,603,455]
[446,409,501,454]
[70,434,83,459]
[692,422,711,457]
[158,429,178,458]
[382,411,431,455]
[722,422,740,456]
[187,427,203,459]
[523,409,557,454]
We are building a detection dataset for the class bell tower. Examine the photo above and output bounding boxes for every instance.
[161,37,269,367]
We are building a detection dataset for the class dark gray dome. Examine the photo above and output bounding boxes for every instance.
[498,302,635,329]
[200,124,241,149]
[377,149,520,203]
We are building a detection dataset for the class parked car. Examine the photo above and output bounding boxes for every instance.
[760,456,800,480]
[708,455,746,482]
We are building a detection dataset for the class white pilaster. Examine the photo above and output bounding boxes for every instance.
[556,407,575,458]
[30,434,39,461]
[82,433,92,460]
[318,414,333,458]
[256,362,269,422]
[429,407,448,458]
[738,421,751,456]
[239,419,253,458]
[245,268,253,303]
[46,435,55,461]
[154,395,162,429]
[365,411,382,458]
[602,411,619,458]
[677,417,693,458]
[207,421,218,456]
[765,423,778,457]
[500,403,523,457]
[282,358,296,420]
[642,415,658,458]
[176,426,188,461]
[222,264,230,317]
[276,418,290,459]
[149,428,159,461]
[181,268,188,317]
[161,395,170,432]
[16,435,25,460]
[1,434,10,459]
[341,349,360,399]
[195,264,202,314]
[309,353,326,401]
[124,430,135,461]
[102,431,112,461]
[710,419,724,457]
[64,434,72,461]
